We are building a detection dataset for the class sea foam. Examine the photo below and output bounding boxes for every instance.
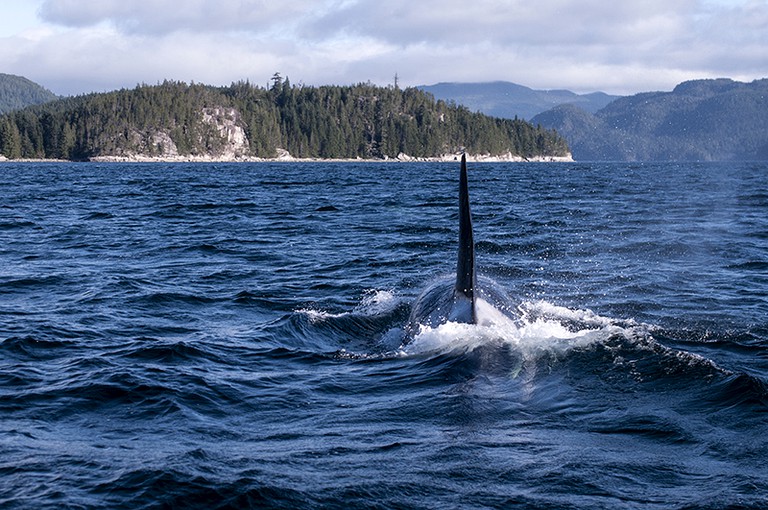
[400,299,631,359]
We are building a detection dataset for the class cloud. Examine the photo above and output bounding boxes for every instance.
[2,0,766,96]
[2,26,289,94]
[39,0,321,34]
[306,0,692,47]
[302,0,768,91]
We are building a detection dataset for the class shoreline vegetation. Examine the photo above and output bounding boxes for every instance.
[0,79,570,162]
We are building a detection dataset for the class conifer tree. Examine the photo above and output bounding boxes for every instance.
[0,118,22,158]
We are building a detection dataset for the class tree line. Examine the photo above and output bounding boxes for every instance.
[0,78,569,160]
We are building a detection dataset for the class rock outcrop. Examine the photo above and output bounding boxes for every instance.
[201,107,249,158]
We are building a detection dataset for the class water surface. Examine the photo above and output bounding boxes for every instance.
[1,161,766,508]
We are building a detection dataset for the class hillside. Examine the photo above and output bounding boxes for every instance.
[532,78,768,161]
[0,73,58,115]
[0,79,570,161]
[419,81,619,120]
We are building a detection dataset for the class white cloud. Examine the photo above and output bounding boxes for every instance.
[0,0,765,96]
[38,0,322,34]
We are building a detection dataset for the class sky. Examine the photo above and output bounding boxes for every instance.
[0,0,766,96]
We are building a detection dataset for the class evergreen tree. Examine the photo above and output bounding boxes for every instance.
[0,118,22,158]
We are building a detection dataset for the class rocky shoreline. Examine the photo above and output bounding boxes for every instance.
[1,151,573,164]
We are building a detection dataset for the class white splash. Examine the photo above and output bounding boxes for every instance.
[354,289,399,316]
[298,289,399,323]
[399,299,632,358]
[297,308,339,323]
[519,300,633,329]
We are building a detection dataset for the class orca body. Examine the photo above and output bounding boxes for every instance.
[406,155,515,335]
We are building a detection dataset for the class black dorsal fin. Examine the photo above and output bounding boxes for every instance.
[455,154,476,322]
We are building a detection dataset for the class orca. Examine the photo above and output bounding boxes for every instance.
[405,154,516,336]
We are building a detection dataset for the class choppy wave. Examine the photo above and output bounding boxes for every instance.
[290,287,766,415]
[1,162,767,509]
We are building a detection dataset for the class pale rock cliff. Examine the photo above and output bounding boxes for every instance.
[202,107,249,158]
[150,131,179,158]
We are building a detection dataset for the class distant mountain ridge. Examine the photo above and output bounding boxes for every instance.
[419,81,620,120]
[532,78,768,161]
[0,73,58,114]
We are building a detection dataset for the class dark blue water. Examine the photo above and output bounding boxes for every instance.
[1,161,766,509]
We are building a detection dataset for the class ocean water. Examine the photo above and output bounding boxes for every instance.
[0,161,766,509]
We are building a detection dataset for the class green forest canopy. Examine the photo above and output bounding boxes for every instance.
[0,78,569,160]
[0,73,58,115]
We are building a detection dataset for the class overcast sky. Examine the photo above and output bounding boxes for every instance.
[0,0,765,96]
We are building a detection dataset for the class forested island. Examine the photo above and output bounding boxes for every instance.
[0,77,570,161]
